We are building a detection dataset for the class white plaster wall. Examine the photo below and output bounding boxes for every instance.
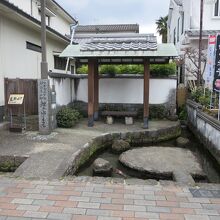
[200,1,220,30]
[50,16,71,37]
[0,13,68,105]
[77,78,177,105]
[0,15,3,107]
[9,0,31,14]
[50,78,75,106]
[168,0,220,53]
[9,0,71,37]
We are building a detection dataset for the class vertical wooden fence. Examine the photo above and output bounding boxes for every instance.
[4,78,38,115]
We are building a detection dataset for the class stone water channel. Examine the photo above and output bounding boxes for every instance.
[76,127,220,184]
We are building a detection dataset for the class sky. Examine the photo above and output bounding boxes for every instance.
[56,0,170,40]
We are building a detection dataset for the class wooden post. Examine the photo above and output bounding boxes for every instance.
[88,59,95,127]
[143,59,150,129]
[94,61,99,121]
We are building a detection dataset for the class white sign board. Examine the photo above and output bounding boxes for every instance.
[8,94,24,105]
[204,35,216,90]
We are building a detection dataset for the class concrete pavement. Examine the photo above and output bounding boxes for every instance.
[0,120,179,179]
[0,176,219,220]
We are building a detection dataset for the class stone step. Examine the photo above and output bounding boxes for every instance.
[13,152,69,179]
[173,171,195,185]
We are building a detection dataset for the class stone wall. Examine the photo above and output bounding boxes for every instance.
[64,122,181,176]
[186,99,220,165]
[72,101,169,119]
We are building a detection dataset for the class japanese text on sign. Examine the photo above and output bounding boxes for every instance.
[38,80,49,131]
[8,94,24,105]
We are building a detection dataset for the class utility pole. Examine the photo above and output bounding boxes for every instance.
[38,0,51,134]
[41,0,48,79]
[198,0,204,87]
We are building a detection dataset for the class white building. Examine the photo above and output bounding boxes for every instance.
[0,0,77,121]
[168,0,220,84]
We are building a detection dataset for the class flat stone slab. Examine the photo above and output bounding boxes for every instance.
[189,188,220,198]
[119,147,205,184]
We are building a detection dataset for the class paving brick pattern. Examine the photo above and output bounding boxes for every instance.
[0,177,219,220]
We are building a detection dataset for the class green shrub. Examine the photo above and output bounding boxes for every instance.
[178,106,187,121]
[149,105,167,119]
[190,86,204,102]
[99,65,118,75]
[77,65,88,74]
[198,96,210,108]
[56,107,81,128]
[76,63,176,76]
[150,63,176,77]
[190,87,212,108]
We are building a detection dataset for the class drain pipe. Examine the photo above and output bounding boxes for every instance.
[65,22,78,74]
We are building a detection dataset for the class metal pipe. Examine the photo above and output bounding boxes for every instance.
[65,23,78,74]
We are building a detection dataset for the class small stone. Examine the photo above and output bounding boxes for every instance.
[112,140,130,153]
[93,158,113,177]
[125,117,133,125]
[167,115,179,121]
[176,137,190,147]
[106,116,113,125]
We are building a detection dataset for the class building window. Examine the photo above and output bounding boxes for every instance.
[214,0,220,16]
[173,28,176,45]
[177,18,180,42]
[181,12,184,34]
[46,15,50,26]
[54,56,70,70]
[26,41,42,53]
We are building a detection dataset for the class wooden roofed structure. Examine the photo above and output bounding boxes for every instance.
[60,33,178,128]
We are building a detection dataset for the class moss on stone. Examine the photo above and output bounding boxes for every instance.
[0,161,16,172]
[68,122,182,175]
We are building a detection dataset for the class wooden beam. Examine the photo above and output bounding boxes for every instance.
[94,61,99,121]
[143,59,150,129]
[88,58,95,127]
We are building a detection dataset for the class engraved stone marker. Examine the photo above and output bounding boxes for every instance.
[38,79,51,134]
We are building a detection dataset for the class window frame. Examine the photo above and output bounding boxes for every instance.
[173,28,176,45]
[26,41,42,53]
[54,55,70,71]
[177,17,180,42]
[181,12,184,35]
[214,0,220,17]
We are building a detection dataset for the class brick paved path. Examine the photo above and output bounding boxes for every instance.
[0,177,219,220]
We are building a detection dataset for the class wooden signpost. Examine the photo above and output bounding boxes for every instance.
[8,94,26,132]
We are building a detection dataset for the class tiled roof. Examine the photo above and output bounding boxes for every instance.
[60,33,178,59]
[80,36,157,51]
[186,30,220,37]
[75,24,139,34]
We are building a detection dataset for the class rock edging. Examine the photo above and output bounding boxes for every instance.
[64,122,181,176]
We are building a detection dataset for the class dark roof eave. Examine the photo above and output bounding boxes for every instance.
[0,0,70,43]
